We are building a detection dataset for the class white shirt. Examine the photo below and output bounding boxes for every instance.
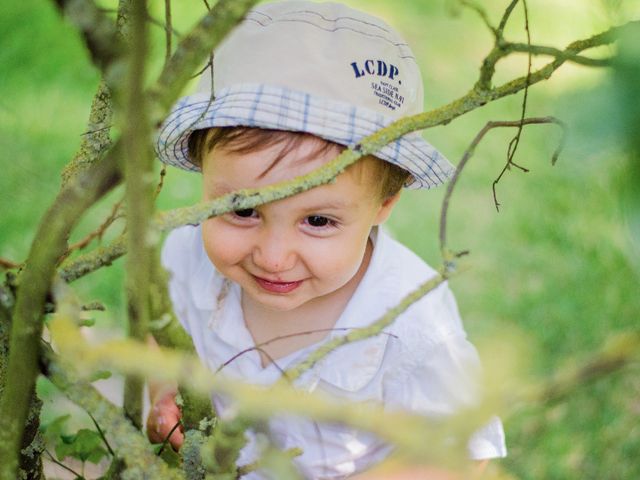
[162,225,507,479]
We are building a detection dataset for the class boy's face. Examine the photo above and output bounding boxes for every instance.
[200,135,399,313]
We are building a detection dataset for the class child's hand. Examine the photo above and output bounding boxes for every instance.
[146,387,184,450]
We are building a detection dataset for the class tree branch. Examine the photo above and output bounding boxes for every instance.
[122,0,153,432]
[59,234,127,283]
[506,42,613,66]
[498,0,521,34]
[0,145,121,479]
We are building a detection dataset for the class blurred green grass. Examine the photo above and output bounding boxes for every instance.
[2,1,639,479]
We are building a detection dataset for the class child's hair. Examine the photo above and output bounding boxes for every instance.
[188,127,409,200]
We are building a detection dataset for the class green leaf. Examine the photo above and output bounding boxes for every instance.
[55,441,75,462]
[89,369,112,382]
[55,429,109,464]
[73,429,107,462]
[40,414,71,443]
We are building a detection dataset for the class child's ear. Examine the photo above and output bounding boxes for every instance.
[373,191,402,225]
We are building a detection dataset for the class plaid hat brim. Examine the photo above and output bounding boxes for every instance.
[156,84,454,189]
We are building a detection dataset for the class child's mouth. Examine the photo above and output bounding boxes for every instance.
[253,276,303,294]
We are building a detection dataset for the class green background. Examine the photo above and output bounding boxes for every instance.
[1,1,639,478]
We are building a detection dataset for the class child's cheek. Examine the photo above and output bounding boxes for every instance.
[308,237,366,282]
[201,219,248,268]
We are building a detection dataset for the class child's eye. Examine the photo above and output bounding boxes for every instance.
[233,209,257,218]
[304,215,336,229]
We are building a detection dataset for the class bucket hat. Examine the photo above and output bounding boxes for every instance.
[156,1,454,189]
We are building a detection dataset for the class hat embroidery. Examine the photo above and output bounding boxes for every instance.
[350,60,405,111]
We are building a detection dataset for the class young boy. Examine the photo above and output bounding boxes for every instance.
[151,1,507,478]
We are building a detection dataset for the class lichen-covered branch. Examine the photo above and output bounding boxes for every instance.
[0,147,121,479]
[59,234,127,283]
[122,0,153,432]
[61,81,114,186]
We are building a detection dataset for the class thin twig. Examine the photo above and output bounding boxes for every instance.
[155,166,167,197]
[88,411,116,457]
[0,258,21,270]
[156,420,182,456]
[492,0,532,212]
[164,0,172,67]
[216,327,398,374]
[63,198,124,259]
[506,42,612,66]
[498,0,520,34]
[458,0,497,37]
[45,448,84,478]
[439,117,566,255]
[191,58,212,79]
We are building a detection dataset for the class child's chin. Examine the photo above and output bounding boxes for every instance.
[248,291,309,312]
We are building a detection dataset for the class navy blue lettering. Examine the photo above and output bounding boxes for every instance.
[351,62,365,78]
[377,60,388,77]
[351,60,400,81]
[365,60,375,75]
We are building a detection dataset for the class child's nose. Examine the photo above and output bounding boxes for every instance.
[252,229,297,274]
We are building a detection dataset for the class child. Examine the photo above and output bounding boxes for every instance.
[150,1,507,478]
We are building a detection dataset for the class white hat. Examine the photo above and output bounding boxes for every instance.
[156,1,454,189]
